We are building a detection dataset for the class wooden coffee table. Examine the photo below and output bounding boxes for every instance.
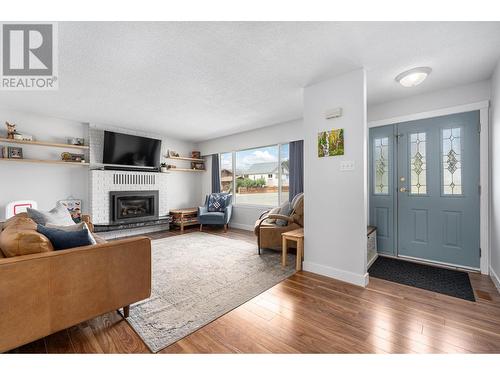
[281,228,304,271]
[169,208,198,232]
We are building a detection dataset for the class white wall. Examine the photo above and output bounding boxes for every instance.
[303,69,368,286]
[368,80,491,124]
[490,62,500,290]
[198,119,303,156]
[0,109,89,220]
[197,119,304,230]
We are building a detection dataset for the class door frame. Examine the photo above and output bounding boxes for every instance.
[368,100,490,275]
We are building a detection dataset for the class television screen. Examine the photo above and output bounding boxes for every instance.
[103,131,161,168]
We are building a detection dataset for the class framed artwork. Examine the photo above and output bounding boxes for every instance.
[318,128,344,157]
[7,146,23,159]
[59,199,82,223]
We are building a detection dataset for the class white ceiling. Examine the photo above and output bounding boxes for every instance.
[1,22,500,142]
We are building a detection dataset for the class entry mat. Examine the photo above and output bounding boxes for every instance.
[368,256,475,302]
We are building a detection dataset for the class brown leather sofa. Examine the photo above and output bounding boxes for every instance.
[254,193,304,253]
[0,213,152,353]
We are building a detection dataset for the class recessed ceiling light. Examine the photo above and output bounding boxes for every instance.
[395,67,432,88]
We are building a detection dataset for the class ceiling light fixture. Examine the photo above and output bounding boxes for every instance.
[395,67,432,88]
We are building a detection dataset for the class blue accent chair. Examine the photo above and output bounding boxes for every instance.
[198,193,233,232]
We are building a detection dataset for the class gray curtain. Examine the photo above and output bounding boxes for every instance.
[211,154,221,193]
[289,140,304,201]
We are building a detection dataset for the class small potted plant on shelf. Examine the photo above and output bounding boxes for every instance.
[160,162,168,173]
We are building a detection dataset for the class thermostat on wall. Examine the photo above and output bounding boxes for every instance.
[325,107,343,120]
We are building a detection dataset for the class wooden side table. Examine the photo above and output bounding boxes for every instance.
[281,228,304,271]
[169,208,199,232]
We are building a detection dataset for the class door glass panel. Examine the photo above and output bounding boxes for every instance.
[374,137,389,195]
[410,132,427,195]
[442,127,462,195]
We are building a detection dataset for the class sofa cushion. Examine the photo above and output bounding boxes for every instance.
[199,211,225,224]
[0,215,54,257]
[46,222,97,245]
[208,193,230,212]
[37,224,93,250]
[27,202,76,226]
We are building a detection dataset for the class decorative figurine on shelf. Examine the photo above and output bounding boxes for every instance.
[168,150,179,157]
[191,151,201,159]
[61,152,85,162]
[160,163,168,173]
[6,122,19,139]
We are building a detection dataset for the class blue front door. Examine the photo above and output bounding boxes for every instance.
[369,111,480,269]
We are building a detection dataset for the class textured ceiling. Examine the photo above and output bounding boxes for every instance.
[1,22,499,141]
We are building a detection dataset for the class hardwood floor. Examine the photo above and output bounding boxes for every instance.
[9,226,500,354]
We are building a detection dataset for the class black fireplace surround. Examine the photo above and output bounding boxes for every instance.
[110,190,159,224]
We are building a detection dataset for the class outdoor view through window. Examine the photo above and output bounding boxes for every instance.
[220,144,289,206]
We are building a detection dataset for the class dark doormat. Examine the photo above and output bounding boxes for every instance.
[368,256,475,302]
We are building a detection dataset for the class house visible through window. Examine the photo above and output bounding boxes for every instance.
[219,144,289,206]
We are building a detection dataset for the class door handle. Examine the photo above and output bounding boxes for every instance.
[399,187,409,193]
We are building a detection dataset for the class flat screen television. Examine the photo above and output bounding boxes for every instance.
[102,131,161,168]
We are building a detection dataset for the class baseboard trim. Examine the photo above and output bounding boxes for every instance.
[490,266,500,293]
[229,223,254,231]
[303,261,369,287]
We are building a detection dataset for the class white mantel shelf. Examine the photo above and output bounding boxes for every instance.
[0,158,89,166]
[0,137,89,150]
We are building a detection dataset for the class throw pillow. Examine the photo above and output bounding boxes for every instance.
[46,222,97,245]
[276,201,292,226]
[27,202,76,226]
[0,215,54,257]
[36,224,92,251]
[208,193,230,212]
[266,206,281,224]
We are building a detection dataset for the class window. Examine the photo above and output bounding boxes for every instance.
[410,132,427,195]
[219,143,289,207]
[442,127,463,195]
[373,137,389,195]
[220,152,233,193]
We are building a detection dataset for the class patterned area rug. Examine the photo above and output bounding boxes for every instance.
[369,256,475,302]
[126,232,296,352]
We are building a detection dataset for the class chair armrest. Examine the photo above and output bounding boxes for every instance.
[268,214,294,223]
[198,206,208,215]
[224,204,233,223]
[258,209,271,220]
[81,214,94,232]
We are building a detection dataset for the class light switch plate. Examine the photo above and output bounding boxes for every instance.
[340,160,355,171]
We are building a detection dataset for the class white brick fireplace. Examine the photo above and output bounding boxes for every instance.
[89,170,168,225]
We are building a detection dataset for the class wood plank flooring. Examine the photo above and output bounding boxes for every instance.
[8,226,500,354]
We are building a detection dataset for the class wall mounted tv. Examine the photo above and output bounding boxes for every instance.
[102,131,161,169]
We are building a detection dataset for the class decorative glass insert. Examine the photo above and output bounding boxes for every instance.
[442,127,462,195]
[410,132,427,195]
[374,137,389,195]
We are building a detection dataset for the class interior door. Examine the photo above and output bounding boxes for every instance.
[397,111,480,268]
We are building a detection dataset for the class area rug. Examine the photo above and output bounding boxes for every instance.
[125,232,296,352]
[369,256,475,302]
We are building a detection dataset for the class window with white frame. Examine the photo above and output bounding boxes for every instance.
[219,144,290,206]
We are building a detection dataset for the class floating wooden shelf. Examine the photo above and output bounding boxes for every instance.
[166,156,204,162]
[0,137,89,150]
[0,158,89,166]
[167,168,205,172]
